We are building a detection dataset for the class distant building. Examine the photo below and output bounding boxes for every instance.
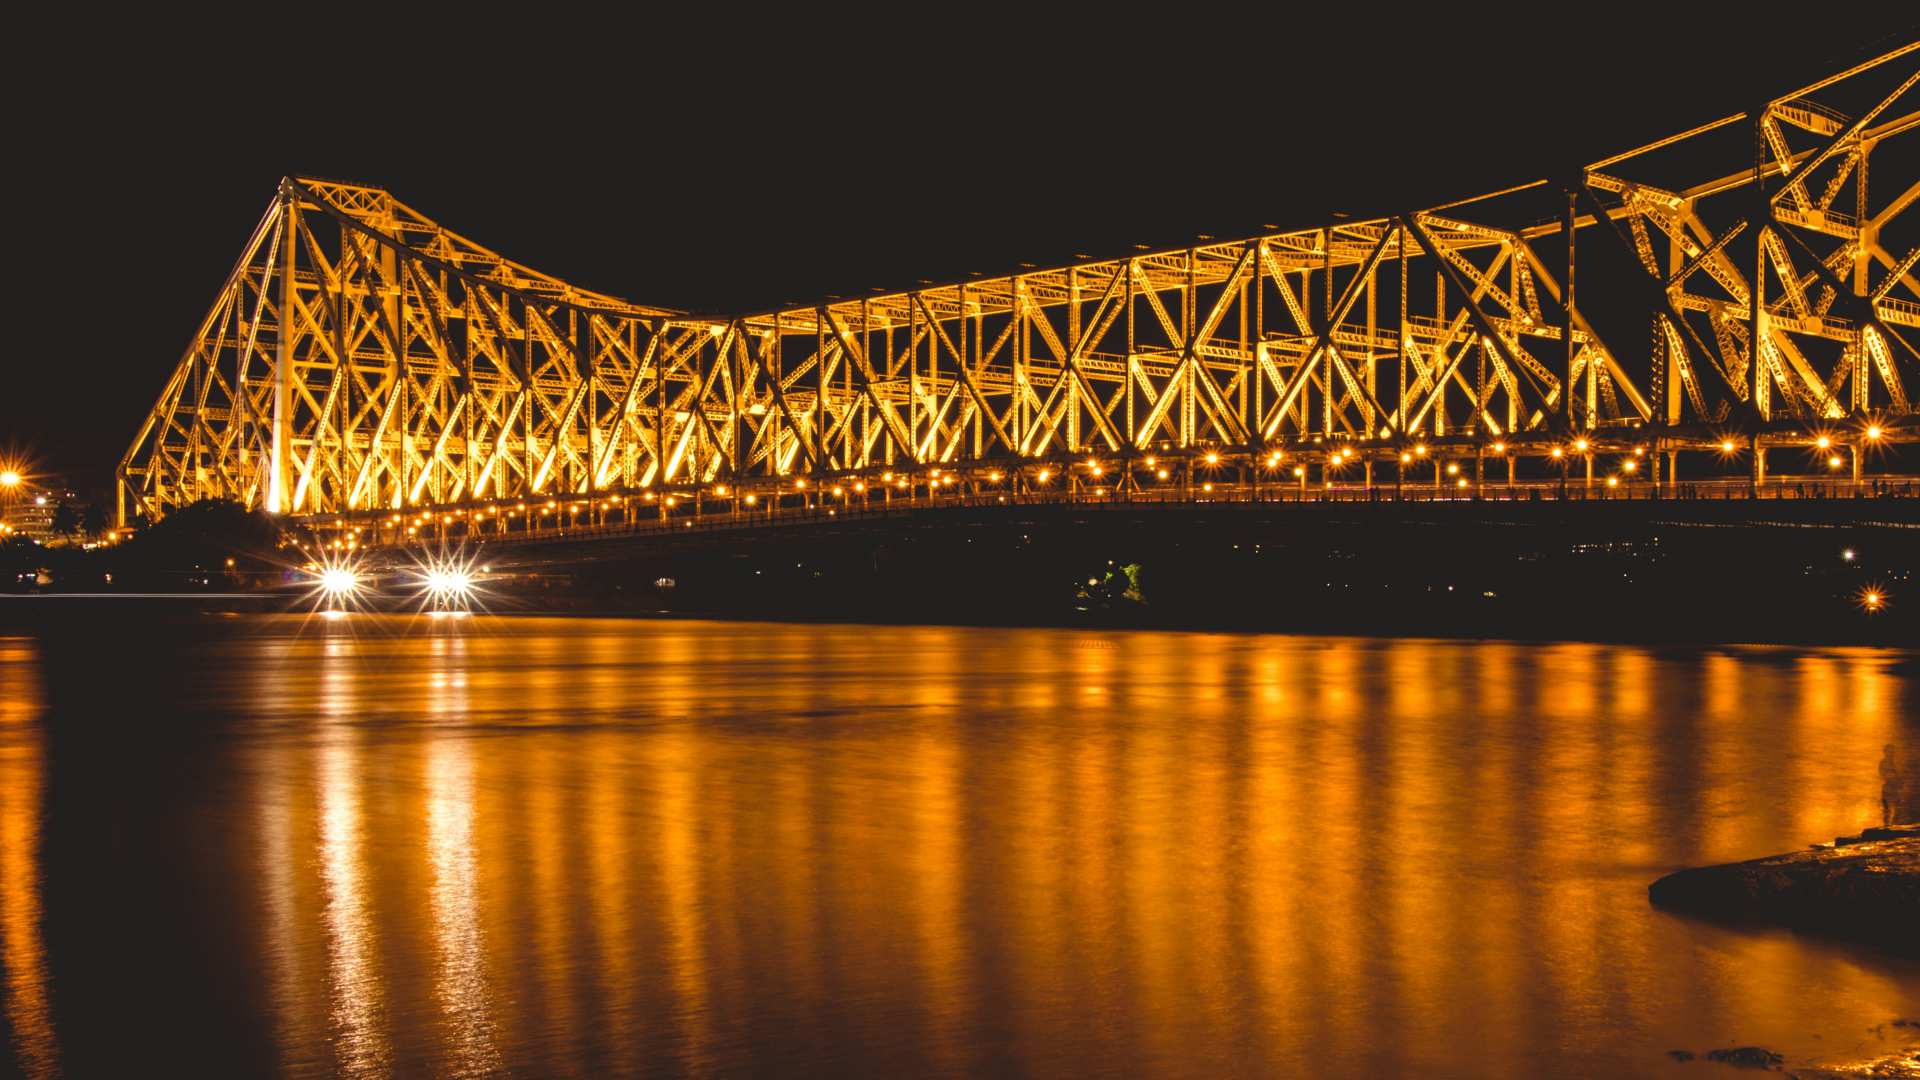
[1,482,77,543]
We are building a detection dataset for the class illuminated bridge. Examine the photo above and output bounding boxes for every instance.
[121,46,1920,546]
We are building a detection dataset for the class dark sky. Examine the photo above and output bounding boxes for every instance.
[8,12,1915,494]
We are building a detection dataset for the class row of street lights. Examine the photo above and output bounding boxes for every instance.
[306,425,1906,544]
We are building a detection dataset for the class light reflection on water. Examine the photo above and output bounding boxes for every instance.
[2,618,1917,1077]
[0,638,55,1080]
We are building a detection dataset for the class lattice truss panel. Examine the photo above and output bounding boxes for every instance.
[121,46,1919,522]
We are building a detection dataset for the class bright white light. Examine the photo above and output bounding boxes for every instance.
[420,566,473,600]
[318,567,359,598]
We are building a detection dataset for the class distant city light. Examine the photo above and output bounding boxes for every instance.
[1843,549,1856,561]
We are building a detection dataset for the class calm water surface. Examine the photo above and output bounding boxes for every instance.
[1,615,1916,1077]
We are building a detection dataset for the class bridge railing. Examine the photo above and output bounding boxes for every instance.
[335,475,1920,555]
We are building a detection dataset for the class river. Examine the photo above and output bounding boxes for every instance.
[1,615,1915,1076]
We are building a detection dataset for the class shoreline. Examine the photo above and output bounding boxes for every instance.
[1649,827,1920,958]
[5,592,1920,652]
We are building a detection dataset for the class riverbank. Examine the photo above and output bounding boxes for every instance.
[1649,826,1920,957]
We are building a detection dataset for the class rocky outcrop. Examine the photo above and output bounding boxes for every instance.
[1648,829,1920,956]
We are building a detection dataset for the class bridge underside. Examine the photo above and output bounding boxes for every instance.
[121,46,1920,529]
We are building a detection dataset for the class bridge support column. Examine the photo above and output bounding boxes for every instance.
[1751,434,1766,494]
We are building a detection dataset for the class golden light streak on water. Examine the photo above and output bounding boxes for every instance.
[316,634,391,1078]
[255,726,325,1074]
[0,639,55,1080]
[422,638,501,1078]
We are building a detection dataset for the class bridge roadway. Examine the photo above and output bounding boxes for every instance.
[312,467,1920,556]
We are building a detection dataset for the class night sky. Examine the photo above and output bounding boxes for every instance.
[9,14,1914,495]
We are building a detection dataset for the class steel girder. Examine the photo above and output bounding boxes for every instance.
[120,45,1920,525]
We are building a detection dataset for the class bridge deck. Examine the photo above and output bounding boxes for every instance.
[318,473,1920,558]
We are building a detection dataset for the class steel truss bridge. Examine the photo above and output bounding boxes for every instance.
[122,46,1920,536]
